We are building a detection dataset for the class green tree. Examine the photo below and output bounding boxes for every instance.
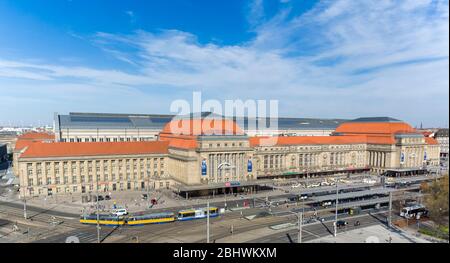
[421,175,449,226]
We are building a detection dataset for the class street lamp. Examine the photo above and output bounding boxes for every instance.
[206,200,210,243]
[22,187,28,220]
[21,186,34,220]
[96,180,100,243]
[334,183,339,237]
[284,211,303,243]
[146,170,151,209]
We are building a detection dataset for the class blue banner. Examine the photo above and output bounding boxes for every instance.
[400,152,405,163]
[201,159,207,176]
[424,151,427,161]
[247,159,252,172]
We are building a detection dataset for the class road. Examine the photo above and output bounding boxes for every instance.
[0,172,432,243]
[0,187,410,243]
[26,205,395,243]
[248,211,395,243]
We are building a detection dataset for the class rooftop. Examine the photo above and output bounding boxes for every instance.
[335,118,417,135]
[20,141,169,158]
[425,137,439,145]
[249,135,369,147]
[435,128,449,137]
[55,112,347,131]
[161,118,244,136]
[18,132,55,140]
[15,132,56,151]
[349,117,402,123]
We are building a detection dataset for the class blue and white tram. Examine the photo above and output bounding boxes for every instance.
[177,207,219,221]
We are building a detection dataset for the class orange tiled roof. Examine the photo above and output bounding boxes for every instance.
[15,132,55,151]
[14,140,41,151]
[161,119,244,136]
[18,132,55,140]
[366,136,396,145]
[249,135,369,147]
[425,137,439,145]
[159,133,198,149]
[20,141,169,158]
[335,122,416,135]
[421,131,433,137]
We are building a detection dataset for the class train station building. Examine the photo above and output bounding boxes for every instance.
[15,114,440,197]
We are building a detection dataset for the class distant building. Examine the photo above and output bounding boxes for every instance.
[0,131,18,153]
[0,143,7,170]
[53,112,347,143]
[13,131,55,176]
[16,116,440,197]
[434,128,449,160]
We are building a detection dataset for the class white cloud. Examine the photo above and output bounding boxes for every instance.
[247,0,265,28]
[125,10,134,17]
[0,0,448,126]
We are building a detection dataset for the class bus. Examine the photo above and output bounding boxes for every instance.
[177,207,219,221]
[400,204,428,219]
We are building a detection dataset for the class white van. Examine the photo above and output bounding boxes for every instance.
[363,178,377,184]
[307,182,321,188]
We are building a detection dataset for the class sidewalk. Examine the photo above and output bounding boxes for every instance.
[216,226,287,243]
[401,225,449,243]
[308,224,431,243]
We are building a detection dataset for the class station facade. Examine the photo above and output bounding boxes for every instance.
[16,116,440,197]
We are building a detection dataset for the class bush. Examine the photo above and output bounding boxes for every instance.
[419,226,450,240]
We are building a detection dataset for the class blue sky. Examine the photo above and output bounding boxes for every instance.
[0,0,448,127]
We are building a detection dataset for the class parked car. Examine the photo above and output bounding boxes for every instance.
[112,208,128,216]
[105,195,111,200]
[363,178,377,184]
[93,195,104,201]
[320,181,331,186]
[307,183,321,188]
[336,220,348,228]
[299,195,308,200]
[321,201,332,207]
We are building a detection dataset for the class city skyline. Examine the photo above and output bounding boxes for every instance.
[0,0,449,127]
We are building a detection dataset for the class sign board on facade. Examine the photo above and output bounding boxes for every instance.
[201,159,207,176]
